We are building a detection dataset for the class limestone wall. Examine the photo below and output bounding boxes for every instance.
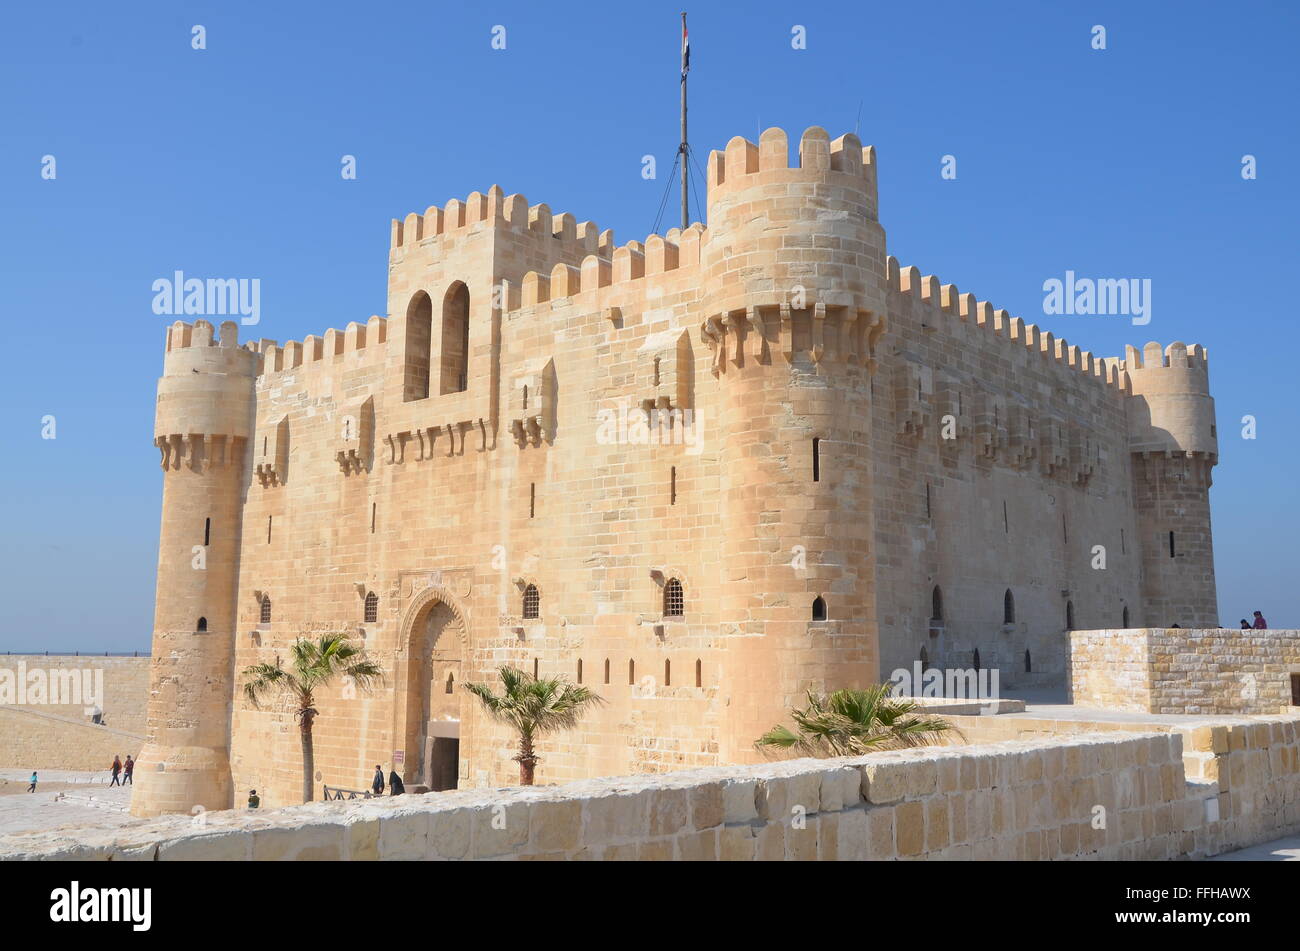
[0,707,143,772]
[0,655,149,736]
[1070,628,1300,714]
[7,716,1298,861]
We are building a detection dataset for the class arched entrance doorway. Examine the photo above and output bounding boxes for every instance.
[402,593,466,791]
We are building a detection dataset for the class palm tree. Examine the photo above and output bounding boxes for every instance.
[242,633,384,803]
[756,684,958,758]
[464,666,605,785]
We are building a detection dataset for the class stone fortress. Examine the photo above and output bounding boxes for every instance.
[133,125,1223,818]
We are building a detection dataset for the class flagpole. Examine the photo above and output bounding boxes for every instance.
[680,11,689,231]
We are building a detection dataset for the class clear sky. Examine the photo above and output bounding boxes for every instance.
[1,0,1296,651]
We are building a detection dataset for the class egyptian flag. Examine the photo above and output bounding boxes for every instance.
[681,19,690,79]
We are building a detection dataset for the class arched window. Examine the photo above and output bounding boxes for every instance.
[577,659,583,684]
[1024,649,1032,673]
[973,648,981,671]
[663,578,684,618]
[628,659,636,684]
[364,591,378,623]
[533,658,539,678]
[664,659,671,686]
[931,585,944,622]
[445,672,455,694]
[1122,605,1130,628]
[812,596,827,621]
[441,282,470,394]
[260,595,272,624]
[196,617,207,633]
[695,658,702,688]
[1065,600,1075,630]
[812,438,821,482]
[1003,589,1015,625]
[522,584,540,620]
[919,646,929,667]
[604,658,611,684]
[403,290,432,401]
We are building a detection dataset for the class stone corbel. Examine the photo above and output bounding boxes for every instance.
[723,311,744,368]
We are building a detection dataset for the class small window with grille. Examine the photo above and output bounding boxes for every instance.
[260,596,272,624]
[663,578,684,618]
[522,584,540,620]
[364,591,378,623]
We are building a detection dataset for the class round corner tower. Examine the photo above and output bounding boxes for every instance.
[132,319,258,817]
[701,125,888,763]
[1124,340,1219,627]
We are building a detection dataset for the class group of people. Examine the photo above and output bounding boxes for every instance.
[109,755,134,786]
[372,765,405,796]
[1239,610,1269,630]
[241,765,404,810]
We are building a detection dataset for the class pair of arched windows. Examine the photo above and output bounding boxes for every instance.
[404,283,470,401]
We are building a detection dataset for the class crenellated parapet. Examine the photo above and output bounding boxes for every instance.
[390,183,614,267]
[699,126,888,376]
[886,258,1129,397]
[255,315,389,380]
[1123,341,1217,463]
[155,320,258,473]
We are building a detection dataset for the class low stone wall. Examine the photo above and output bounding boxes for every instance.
[5,713,1298,861]
[1069,629,1300,715]
[0,706,144,772]
[0,655,149,736]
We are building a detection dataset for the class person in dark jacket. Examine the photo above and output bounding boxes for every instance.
[371,765,385,796]
[109,755,122,787]
[1240,619,1252,630]
[247,789,260,809]
[388,770,405,796]
[123,755,134,785]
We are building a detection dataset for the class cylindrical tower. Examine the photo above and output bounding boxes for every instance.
[132,319,257,817]
[1125,340,1219,627]
[702,126,888,763]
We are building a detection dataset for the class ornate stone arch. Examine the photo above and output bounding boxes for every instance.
[398,582,471,654]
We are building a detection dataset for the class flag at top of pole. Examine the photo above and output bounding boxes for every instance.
[681,14,690,80]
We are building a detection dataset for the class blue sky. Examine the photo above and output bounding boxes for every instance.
[1,0,1296,651]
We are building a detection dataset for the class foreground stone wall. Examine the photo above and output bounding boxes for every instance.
[0,707,143,772]
[1070,628,1300,714]
[6,714,1299,861]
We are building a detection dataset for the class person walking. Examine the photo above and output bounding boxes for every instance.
[109,755,122,787]
[123,755,134,785]
[27,771,37,793]
[371,765,385,796]
[1253,610,1268,630]
[388,769,405,796]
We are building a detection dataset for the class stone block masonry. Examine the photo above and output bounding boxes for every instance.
[8,715,1299,861]
[1070,629,1300,715]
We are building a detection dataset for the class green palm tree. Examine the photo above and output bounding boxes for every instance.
[756,685,959,758]
[242,633,384,803]
[464,666,605,785]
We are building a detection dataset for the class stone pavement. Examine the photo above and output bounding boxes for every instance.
[0,770,136,838]
[1207,835,1300,861]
